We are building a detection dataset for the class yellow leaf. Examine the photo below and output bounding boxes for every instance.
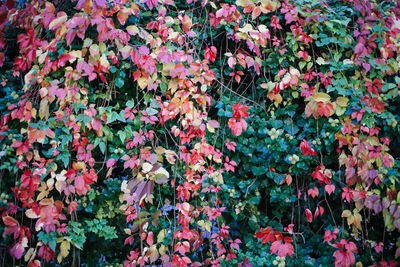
[207,123,215,133]
[37,190,49,201]
[336,97,349,107]
[198,220,212,232]
[155,167,169,179]
[216,173,224,185]
[159,244,167,256]
[99,43,106,54]
[31,108,37,119]
[157,229,166,243]
[69,50,83,61]
[137,77,148,89]
[83,38,93,48]
[236,0,246,6]
[24,248,35,262]
[168,32,179,40]
[48,12,67,30]
[126,25,139,35]
[353,212,362,230]
[124,228,131,235]
[38,51,48,64]
[89,44,99,57]
[142,162,153,173]
[347,215,354,225]
[312,92,331,103]
[57,240,70,263]
[258,25,269,34]
[39,99,49,120]
[239,24,253,33]
[341,210,352,218]
[274,93,282,103]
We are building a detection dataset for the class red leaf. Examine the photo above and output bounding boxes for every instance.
[2,216,20,238]
[270,239,294,258]
[11,140,23,148]
[305,208,312,223]
[232,103,250,120]
[324,229,338,242]
[204,46,217,63]
[300,139,317,156]
[235,74,241,83]
[307,187,319,198]
[314,206,324,218]
[254,227,277,244]
[228,118,247,136]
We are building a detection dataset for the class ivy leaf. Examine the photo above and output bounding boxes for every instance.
[325,184,335,195]
[273,173,285,185]
[57,240,71,263]
[75,176,84,192]
[146,232,153,247]
[305,208,313,223]
[99,142,106,154]
[270,238,294,258]
[115,76,124,88]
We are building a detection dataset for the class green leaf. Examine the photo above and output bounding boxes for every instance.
[109,66,117,73]
[299,61,306,70]
[273,173,285,185]
[118,130,127,143]
[126,100,135,109]
[270,120,283,129]
[99,142,106,154]
[251,166,266,176]
[115,77,124,88]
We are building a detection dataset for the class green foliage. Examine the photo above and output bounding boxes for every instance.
[0,0,400,266]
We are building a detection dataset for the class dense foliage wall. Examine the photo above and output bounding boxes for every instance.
[1,0,400,266]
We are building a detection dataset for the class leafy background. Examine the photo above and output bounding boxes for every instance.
[0,0,400,266]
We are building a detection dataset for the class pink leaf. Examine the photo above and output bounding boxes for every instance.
[10,242,24,259]
[146,232,153,246]
[270,239,294,258]
[106,158,116,168]
[75,175,84,192]
[208,120,220,128]
[91,118,102,131]
[307,187,319,198]
[228,57,236,68]
[325,184,335,195]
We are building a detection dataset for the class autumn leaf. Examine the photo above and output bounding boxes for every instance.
[48,12,67,30]
[305,208,313,223]
[57,240,71,263]
[75,175,85,192]
[307,187,319,198]
[270,237,294,258]
[3,216,20,238]
[146,232,154,247]
[325,184,335,195]
[254,227,277,244]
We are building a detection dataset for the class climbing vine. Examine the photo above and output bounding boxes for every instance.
[0,0,400,266]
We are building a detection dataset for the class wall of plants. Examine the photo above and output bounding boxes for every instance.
[0,0,400,266]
